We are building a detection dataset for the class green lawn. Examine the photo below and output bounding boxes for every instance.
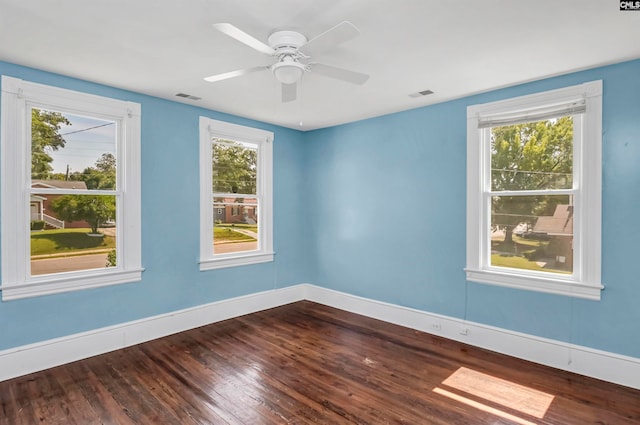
[31,228,115,256]
[490,232,572,274]
[491,254,571,274]
[490,254,546,271]
[216,223,258,233]
[214,226,255,242]
[511,235,546,247]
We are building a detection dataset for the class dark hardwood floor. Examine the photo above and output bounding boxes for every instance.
[1,301,639,424]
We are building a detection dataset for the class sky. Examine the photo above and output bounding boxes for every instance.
[44,110,116,175]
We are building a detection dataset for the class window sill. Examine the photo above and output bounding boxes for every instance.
[199,251,274,271]
[1,268,144,301]
[465,268,603,300]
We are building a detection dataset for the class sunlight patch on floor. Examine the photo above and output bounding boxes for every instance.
[433,387,538,425]
[434,366,555,423]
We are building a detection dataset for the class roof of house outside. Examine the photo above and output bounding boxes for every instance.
[533,205,573,236]
[31,179,88,190]
[213,197,257,205]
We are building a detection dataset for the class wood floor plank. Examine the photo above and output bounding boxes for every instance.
[237,305,516,424]
[139,336,267,424]
[64,362,138,425]
[0,383,36,425]
[0,300,638,424]
[186,324,334,424]
[233,317,454,423]
[38,366,102,425]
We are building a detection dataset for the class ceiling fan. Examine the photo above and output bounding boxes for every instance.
[204,21,369,102]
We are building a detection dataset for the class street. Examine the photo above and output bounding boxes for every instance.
[214,241,258,254]
[30,236,256,275]
[31,253,109,275]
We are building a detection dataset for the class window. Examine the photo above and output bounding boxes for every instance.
[466,81,603,300]
[199,117,273,270]
[1,76,142,300]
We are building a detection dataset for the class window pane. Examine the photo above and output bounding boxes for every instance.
[212,139,257,195]
[491,195,573,274]
[31,108,117,190]
[491,116,573,191]
[213,197,258,254]
[30,194,116,276]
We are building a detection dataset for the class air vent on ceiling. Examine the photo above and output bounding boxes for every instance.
[409,89,434,98]
[175,93,202,101]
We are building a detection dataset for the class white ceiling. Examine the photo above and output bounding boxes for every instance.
[1,0,639,131]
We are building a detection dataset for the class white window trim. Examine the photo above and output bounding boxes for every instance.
[466,81,603,300]
[199,117,274,270]
[1,76,142,300]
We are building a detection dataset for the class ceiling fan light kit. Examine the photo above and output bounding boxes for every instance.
[205,21,369,102]
[272,60,306,84]
[268,30,308,84]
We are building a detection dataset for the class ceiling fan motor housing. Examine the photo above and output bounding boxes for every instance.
[267,30,307,52]
[268,30,308,84]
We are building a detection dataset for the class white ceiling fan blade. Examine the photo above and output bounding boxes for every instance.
[213,23,275,55]
[309,63,369,85]
[204,66,268,83]
[300,21,360,56]
[282,83,297,103]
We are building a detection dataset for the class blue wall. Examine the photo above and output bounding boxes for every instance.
[0,61,310,350]
[2,59,640,361]
[306,59,640,359]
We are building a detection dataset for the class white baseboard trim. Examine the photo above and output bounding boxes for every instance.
[0,285,304,382]
[2,283,639,391]
[303,284,640,390]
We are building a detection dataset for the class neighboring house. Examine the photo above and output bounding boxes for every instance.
[533,204,574,270]
[213,197,257,224]
[30,180,89,229]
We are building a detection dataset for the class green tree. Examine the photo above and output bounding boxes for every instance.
[491,116,573,243]
[31,108,70,179]
[93,152,116,189]
[50,195,115,234]
[95,152,116,173]
[51,154,117,233]
[213,141,257,194]
[68,153,116,189]
[106,249,117,267]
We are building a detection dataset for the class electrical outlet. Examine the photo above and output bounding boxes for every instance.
[431,323,442,331]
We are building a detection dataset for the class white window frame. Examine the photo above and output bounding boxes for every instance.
[1,76,142,300]
[199,117,273,270]
[466,81,603,300]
